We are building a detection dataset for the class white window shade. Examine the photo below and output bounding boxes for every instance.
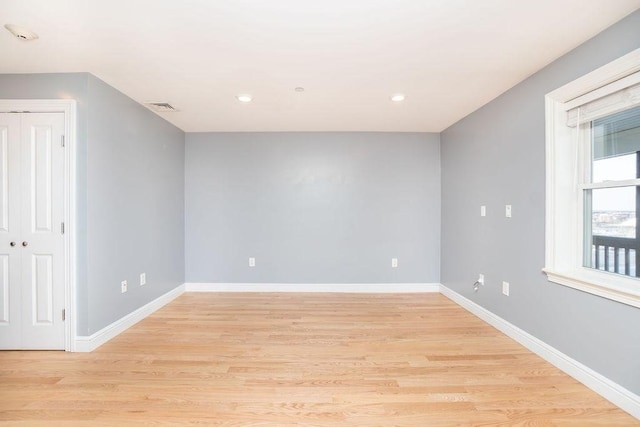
[566,75,640,127]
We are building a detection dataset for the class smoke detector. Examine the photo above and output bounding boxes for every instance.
[4,24,39,41]
[144,102,178,112]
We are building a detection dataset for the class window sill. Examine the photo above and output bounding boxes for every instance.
[543,268,640,309]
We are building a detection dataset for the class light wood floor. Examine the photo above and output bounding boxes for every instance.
[1,293,636,426]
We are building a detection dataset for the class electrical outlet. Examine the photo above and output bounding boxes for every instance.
[505,204,512,218]
[502,281,510,296]
[121,280,128,293]
[140,273,146,286]
[474,273,485,292]
[391,258,398,268]
[249,257,256,267]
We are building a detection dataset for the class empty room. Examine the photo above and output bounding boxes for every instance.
[1,1,640,425]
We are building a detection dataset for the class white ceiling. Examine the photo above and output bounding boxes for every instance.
[1,0,639,132]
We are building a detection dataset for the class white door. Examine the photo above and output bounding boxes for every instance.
[0,112,65,350]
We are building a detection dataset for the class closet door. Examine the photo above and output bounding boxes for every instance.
[0,113,22,348]
[20,113,65,349]
[0,112,65,350]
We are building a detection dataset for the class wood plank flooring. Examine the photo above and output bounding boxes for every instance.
[1,293,637,426]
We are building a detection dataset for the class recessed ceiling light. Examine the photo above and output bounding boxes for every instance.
[236,94,252,103]
[4,24,39,41]
[294,87,305,92]
[390,93,406,102]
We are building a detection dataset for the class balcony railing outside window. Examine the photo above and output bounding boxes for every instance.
[591,235,639,277]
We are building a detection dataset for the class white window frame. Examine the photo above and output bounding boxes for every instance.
[544,48,640,308]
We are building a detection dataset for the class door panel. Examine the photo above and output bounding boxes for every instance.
[30,125,54,233]
[0,255,9,323]
[20,113,65,349]
[0,113,23,349]
[32,254,53,324]
[0,127,9,232]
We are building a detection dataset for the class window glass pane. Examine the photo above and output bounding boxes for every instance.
[593,154,635,183]
[584,186,638,277]
[592,104,640,183]
[590,186,636,237]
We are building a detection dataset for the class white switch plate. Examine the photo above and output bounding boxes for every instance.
[391,258,398,268]
[502,281,510,296]
[140,273,146,286]
[480,205,486,217]
[121,280,128,293]
[505,204,512,218]
[478,274,485,285]
[249,257,256,267]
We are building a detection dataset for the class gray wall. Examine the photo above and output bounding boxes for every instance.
[85,75,185,334]
[441,10,640,394]
[0,73,185,335]
[186,132,440,285]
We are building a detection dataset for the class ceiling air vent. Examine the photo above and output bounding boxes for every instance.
[144,102,178,112]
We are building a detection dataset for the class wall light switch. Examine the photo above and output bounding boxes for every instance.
[249,257,256,267]
[121,280,128,293]
[140,273,146,286]
[505,204,512,218]
[391,258,398,268]
[502,281,510,296]
[481,205,486,217]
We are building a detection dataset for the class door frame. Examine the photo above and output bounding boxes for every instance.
[0,100,77,351]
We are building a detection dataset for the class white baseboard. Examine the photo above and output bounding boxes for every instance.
[439,285,640,420]
[74,284,185,352]
[184,282,441,293]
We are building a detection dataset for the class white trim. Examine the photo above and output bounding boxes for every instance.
[184,282,441,293]
[0,99,77,351]
[581,178,640,190]
[74,284,185,352]
[439,285,640,420]
[544,268,640,309]
[544,49,640,308]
